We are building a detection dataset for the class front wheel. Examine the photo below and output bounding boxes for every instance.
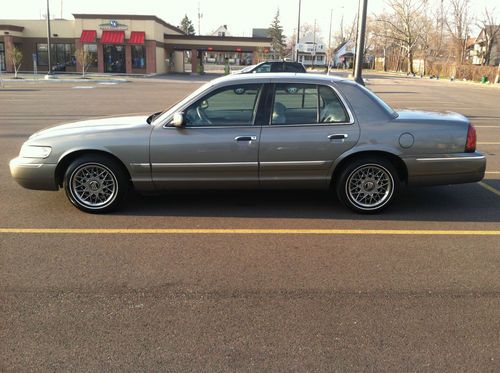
[335,157,399,214]
[63,154,128,213]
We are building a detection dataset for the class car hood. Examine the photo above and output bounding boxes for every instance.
[29,115,150,140]
[396,110,469,123]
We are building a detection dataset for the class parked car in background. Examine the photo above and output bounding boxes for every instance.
[10,73,485,214]
[239,61,306,74]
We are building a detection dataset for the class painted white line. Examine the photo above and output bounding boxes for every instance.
[72,86,95,89]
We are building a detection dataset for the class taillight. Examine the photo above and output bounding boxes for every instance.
[465,124,476,153]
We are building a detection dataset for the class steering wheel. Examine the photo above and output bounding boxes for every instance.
[196,106,212,124]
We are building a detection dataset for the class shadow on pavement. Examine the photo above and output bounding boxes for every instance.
[116,184,500,223]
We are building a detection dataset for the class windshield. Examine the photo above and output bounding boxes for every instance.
[151,82,213,125]
[240,65,256,73]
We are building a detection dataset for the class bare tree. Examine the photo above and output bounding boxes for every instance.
[476,7,500,65]
[75,48,95,78]
[8,46,23,78]
[375,0,429,74]
[445,0,471,64]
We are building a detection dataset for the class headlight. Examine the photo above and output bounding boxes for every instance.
[20,144,52,159]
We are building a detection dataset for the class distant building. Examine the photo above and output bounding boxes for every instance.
[332,40,355,68]
[0,15,270,74]
[296,33,326,67]
[212,25,230,37]
[252,28,269,38]
[468,26,500,66]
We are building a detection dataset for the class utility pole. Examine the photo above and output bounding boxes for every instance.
[197,3,203,35]
[46,0,52,75]
[353,0,368,85]
[312,19,317,69]
[60,0,63,18]
[295,0,301,62]
[328,9,333,70]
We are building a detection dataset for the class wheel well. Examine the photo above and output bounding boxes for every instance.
[55,150,132,187]
[331,151,408,186]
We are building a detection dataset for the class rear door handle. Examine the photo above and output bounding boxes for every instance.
[328,134,348,140]
[235,136,257,142]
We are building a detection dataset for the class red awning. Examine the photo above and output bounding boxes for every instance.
[129,31,145,45]
[100,30,125,44]
[80,30,96,43]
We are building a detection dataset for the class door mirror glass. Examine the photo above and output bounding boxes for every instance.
[172,112,185,127]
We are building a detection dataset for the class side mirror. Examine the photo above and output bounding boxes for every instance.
[172,112,185,127]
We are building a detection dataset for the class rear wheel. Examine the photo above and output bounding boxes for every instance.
[335,157,399,214]
[63,154,128,213]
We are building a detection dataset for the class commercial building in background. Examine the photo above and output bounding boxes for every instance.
[0,14,271,74]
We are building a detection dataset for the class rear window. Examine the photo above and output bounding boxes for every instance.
[285,63,306,73]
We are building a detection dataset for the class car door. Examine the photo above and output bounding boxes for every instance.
[150,83,264,189]
[259,82,360,188]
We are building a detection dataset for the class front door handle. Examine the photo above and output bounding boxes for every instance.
[235,136,257,142]
[328,134,348,140]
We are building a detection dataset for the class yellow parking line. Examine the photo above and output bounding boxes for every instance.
[479,182,500,197]
[0,228,499,235]
[478,142,500,145]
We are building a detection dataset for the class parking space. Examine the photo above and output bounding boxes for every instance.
[0,75,499,371]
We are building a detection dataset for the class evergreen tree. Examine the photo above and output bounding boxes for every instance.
[180,15,195,35]
[268,9,286,58]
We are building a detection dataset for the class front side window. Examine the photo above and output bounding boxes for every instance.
[271,84,349,125]
[132,45,146,69]
[255,63,271,73]
[184,84,263,126]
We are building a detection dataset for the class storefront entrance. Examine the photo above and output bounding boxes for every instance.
[104,45,125,73]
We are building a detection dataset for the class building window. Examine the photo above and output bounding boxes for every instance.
[36,43,75,68]
[37,43,48,66]
[131,45,146,69]
[83,44,98,67]
[0,43,5,71]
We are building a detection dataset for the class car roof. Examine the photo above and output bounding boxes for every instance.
[211,73,347,86]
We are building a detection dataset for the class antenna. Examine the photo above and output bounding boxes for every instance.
[197,2,203,35]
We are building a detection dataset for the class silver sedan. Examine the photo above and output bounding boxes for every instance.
[10,73,486,213]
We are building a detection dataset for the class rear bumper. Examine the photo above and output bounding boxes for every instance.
[9,157,58,191]
[403,152,486,186]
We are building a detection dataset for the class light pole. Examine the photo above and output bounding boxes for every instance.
[353,0,368,85]
[328,9,332,71]
[295,0,301,62]
[46,0,53,75]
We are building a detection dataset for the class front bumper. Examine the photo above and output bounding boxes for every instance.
[403,152,486,186]
[9,157,59,191]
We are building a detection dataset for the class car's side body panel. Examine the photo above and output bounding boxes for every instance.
[9,73,486,198]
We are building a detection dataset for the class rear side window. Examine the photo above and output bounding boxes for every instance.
[285,63,305,73]
[271,84,349,125]
[271,63,284,72]
[318,86,349,123]
[272,84,318,125]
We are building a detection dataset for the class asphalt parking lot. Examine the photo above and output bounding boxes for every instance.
[1,73,499,371]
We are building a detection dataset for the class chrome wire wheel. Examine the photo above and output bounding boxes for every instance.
[345,164,394,210]
[69,163,118,209]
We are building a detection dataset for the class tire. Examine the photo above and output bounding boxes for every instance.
[335,157,399,214]
[63,154,128,213]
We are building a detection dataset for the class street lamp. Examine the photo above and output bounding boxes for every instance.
[353,0,368,85]
[46,0,53,75]
[295,0,301,62]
